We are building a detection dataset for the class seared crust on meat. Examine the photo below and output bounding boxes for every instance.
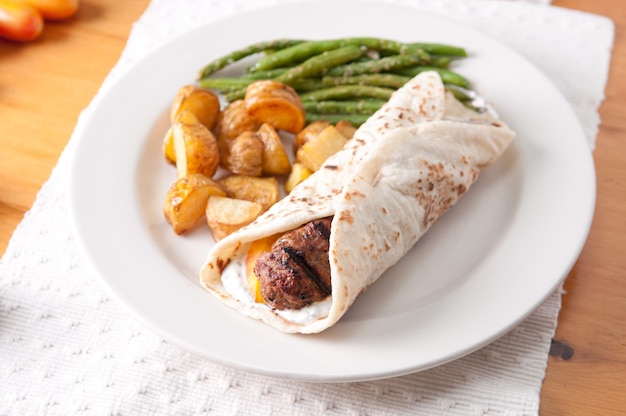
[254,217,333,310]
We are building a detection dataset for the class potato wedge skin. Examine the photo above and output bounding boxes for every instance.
[215,100,262,152]
[173,122,220,179]
[296,125,348,172]
[170,85,221,130]
[219,175,280,212]
[174,109,201,125]
[163,173,226,235]
[206,196,264,241]
[221,131,264,176]
[256,123,292,176]
[245,80,305,134]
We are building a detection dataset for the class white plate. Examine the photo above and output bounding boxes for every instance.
[68,1,595,382]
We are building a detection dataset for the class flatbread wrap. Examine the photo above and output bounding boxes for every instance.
[200,71,515,334]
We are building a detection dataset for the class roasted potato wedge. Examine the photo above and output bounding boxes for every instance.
[296,125,348,172]
[218,175,280,212]
[244,80,305,134]
[215,100,262,153]
[221,131,264,176]
[173,122,220,178]
[206,196,264,241]
[170,85,220,130]
[256,123,291,176]
[174,109,201,125]
[293,120,330,153]
[163,110,201,165]
[163,173,226,235]
[335,119,358,139]
[285,162,313,193]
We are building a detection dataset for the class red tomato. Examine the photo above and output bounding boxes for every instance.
[0,0,44,42]
[22,0,78,20]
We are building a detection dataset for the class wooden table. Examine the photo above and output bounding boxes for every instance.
[1,1,623,414]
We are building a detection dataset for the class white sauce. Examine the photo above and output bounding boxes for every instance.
[220,248,252,302]
[220,244,332,324]
[275,296,332,324]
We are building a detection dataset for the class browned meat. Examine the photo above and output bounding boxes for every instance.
[254,217,333,310]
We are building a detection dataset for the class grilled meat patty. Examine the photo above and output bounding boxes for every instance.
[254,217,333,310]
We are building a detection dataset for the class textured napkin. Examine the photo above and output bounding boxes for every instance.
[0,0,614,415]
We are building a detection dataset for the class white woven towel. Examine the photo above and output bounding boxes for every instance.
[0,1,613,415]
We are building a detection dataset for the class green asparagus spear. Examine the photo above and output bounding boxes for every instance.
[198,77,252,91]
[429,56,453,68]
[446,84,473,101]
[392,66,471,88]
[197,39,304,79]
[275,45,365,83]
[240,68,289,80]
[324,54,427,77]
[224,88,247,102]
[249,40,343,72]
[302,99,385,115]
[408,43,467,57]
[305,113,371,126]
[288,74,410,91]
[198,69,289,90]
[300,85,395,101]
[324,74,410,88]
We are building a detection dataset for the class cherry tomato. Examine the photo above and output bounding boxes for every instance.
[0,0,44,42]
[22,0,78,21]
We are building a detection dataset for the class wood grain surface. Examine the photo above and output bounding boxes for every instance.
[1,1,624,414]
